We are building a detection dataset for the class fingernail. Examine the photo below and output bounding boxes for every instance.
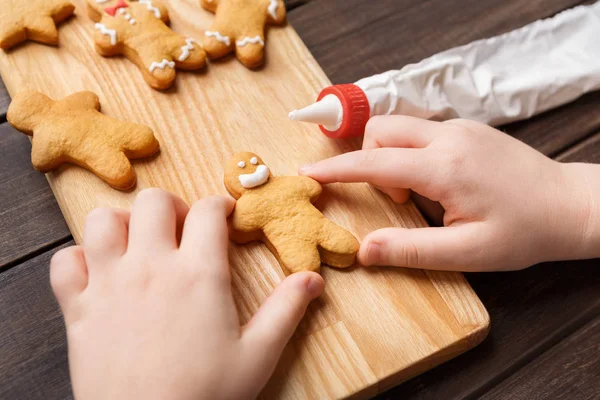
[306,276,323,297]
[298,164,313,175]
[364,242,381,266]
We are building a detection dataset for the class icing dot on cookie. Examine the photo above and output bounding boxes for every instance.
[250,157,258,165]
[237,161,246,168]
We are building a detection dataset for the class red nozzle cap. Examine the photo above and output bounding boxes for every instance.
[317,84,370,139]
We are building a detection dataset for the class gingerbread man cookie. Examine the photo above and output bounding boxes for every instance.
[7,90,160,190]
[200,0,286,68]
[224,152,359,275]
[0,0,75,50]
[87,0,207,90]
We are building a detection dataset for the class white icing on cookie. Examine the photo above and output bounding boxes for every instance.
[139,0,161,18]
[149,59,175,73]
[178,38,197,62]
[130,19,136,25]
[118,8,126,14]
[205,31,231,46]
[250,157,258,165]
[94,23,117,46]
[268,0,278,20]
[237,161,246,168]
[96,0,110,3]
[124,13,131,20]
[236,36,264,47]
[239,165,269,188]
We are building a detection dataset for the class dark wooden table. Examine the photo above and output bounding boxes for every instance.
[1,1,599,399]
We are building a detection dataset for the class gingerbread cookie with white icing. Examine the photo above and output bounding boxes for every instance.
[87,0,207,90]
[224,152,359,275]
[200,0,286,68]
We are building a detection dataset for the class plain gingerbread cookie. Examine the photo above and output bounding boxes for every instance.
[200,0,286,68]
[7,90,160,190]
[224,152,359,275]
[88,0,207,90]
[0,0,75,50]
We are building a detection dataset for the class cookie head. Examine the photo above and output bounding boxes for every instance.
[224,152,270,198]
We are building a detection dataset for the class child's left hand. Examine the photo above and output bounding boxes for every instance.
[50,188,324,400]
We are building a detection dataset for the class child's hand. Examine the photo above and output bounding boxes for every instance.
[301,116,596,271]
[50,189,324,400]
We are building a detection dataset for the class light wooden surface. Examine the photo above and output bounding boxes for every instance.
[0,0,490,398]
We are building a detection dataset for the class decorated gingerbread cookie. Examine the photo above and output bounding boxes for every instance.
[7,90,160,190]
[200,0,286,68]
[224,152,359,275]
[0,0,75,50]
[87,0,207,90]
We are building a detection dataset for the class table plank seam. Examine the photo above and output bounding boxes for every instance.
[467,299,600,399]
[0,235,72,275]
[286,1,309,11]
[553,128,600,161]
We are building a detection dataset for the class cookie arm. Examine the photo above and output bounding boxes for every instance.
[229,195,264,232]
[200,0,220,13]
[25,16,60,46]
[266,0,286,25]
[60,91,101,111]
[298,176,322,203]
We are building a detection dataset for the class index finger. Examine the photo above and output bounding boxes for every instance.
[363,115,440,150]
[179,196,235,280]
[299,148,433,193]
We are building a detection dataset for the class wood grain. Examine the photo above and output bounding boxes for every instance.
[381,259,600,399]
[557,131,600,163]
[0,0,489,398]
[481,315,600,400]
[287,0,596,156]
[0,243,73,400]
[0,123,70,268]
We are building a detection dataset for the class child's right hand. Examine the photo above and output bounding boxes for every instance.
[301,116,598,271]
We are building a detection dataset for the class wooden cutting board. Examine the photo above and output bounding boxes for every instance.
[0,1,489,398]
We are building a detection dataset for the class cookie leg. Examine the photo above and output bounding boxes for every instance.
[79,149,137,190]
[26,16,60,46]
[235,32,265,68]
[202,25,234,60]
[134,48,177,90]
[93,28,122,57]
[172,37,207,71]
[0,24,26,50]
[318,219,359,268]
[270,238,322,275]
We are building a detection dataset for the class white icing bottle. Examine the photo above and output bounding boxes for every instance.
[289,2,600,139]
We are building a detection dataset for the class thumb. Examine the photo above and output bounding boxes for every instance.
[360,226,482,271]
[241,272,324,377]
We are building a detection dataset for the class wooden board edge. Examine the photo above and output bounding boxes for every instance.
[373,322,490,396]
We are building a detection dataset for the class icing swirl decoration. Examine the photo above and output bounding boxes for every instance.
[149,59,175,73]
[94,23,117,46]
[268,0,278,20]
[178,38,197,61]
[236,36,264,47]
[139,0,161,18]
[205,31,231,46]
